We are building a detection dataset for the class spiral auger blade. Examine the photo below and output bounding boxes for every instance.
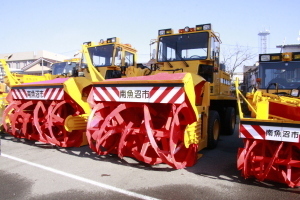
[238,138,300,187]
[2,100,21,136]
[6,77,90,147]
[33,100,48,143]
[3,99,39,141]
[87,73,203,168]
[41,99,85,147]
[236,76,300,187]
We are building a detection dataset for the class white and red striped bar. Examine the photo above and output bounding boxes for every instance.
[93,86,185,104]
[11,87,64,100]
[240,121,300,143]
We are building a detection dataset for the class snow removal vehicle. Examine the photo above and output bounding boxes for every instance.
[2,38,140,147]
[85,24,237,169]
[236,52,300,187]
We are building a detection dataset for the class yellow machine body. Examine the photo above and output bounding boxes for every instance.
[81,37,149,82]
[235,51,300,187]
[0,59,52,87]
[85,24,237,169]
[148,24,237,149]
[2,37,139,147]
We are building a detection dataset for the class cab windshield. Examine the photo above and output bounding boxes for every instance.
[259,62,300,89]
[158,32,209,62]
[52,62,77,75]
[88,45,114,67]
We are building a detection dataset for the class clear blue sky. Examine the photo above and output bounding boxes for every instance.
[1,0,299,64]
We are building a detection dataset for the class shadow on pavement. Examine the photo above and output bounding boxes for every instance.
[1,125,300,193]
[186,129,300,194]
[0,131,174,172]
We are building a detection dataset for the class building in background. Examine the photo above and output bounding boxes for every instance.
[276,44,300,52]
[0,50,68,81]
[242,64,259,93]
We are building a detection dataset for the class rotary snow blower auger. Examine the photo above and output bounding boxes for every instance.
[236,52,300,187]
[85,24,237,169]
[86,73,210,169]
[2,37,140,147]
[3,77,90,146]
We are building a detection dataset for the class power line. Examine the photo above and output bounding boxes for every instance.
[58,49,79,55]
[222,43,272,49]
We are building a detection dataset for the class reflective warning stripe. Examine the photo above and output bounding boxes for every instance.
[93,86,185,104]
[240,123,300,143]
[11,88,64,100]
[240,124,264,140]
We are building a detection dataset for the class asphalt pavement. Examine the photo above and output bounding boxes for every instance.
[0,124,300,200]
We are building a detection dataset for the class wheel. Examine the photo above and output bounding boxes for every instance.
[207,110,220,149]
[221,107,236,135]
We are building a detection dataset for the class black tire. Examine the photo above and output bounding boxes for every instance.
[0,125,5,134]
[221,107,236,135]
[207,110,220,149]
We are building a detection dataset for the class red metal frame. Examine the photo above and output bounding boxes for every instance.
[238,138,300,187]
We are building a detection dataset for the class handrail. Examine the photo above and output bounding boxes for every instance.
[235,78,257,119]
[0,59,21,86]
[81,45,105,82]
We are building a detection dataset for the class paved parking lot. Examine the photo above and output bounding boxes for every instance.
[1,127,300,200]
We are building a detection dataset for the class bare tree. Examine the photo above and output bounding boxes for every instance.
[221,44,256,78]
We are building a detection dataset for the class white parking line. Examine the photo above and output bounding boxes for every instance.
[1,153,159,200]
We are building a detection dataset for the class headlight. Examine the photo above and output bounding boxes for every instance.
[195,23,211,31]
[203,24,211,30]
[292,52,300,60]
[291,89,300,97]
[271,55,280,61]
[158,29,172,35]
[83,41,92,46]
[159,30,165,35]
[260,55,270,61]
[107,37,117,43]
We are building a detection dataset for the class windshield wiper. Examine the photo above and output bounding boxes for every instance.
[160,50,174,68]
[176,54,189,67]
